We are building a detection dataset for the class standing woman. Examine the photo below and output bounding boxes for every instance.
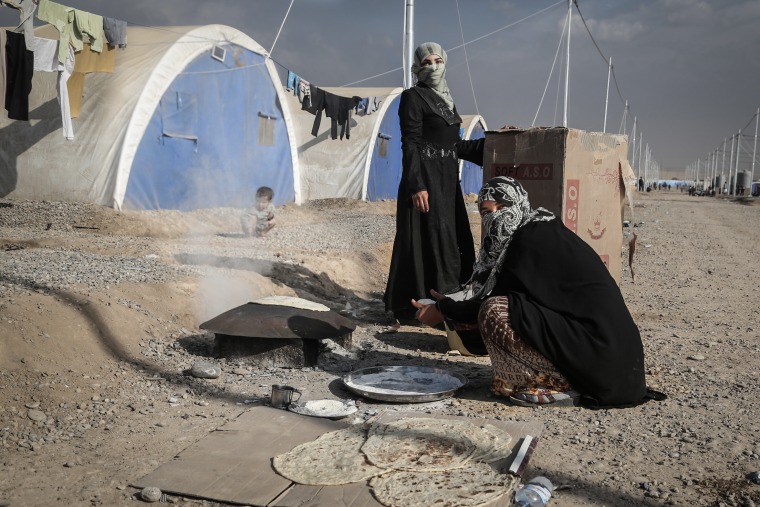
[384,42,484,323]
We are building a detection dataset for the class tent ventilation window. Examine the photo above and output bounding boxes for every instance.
[211,45,226,63]
[258,112,277,146]
[377,133,392,158]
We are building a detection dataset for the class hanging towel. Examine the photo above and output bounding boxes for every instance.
[0,0,37,51]
[37,0,105,64]
[36,0,74,64]
[298,78,310,105]
[66,42,115,118]
[32,37,75,139]
[103,16,127,48]
[3,30,33,121]
[73,9,104,53]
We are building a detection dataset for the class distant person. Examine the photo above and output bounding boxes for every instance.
[638,177,644,192]
[384,41,484,324]
[241,186,276,238]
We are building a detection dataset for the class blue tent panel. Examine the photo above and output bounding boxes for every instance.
[461,122,486,195]
[366,96,402,201]
[125,44,294,210]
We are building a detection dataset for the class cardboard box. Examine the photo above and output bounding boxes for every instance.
[483,127,636,284]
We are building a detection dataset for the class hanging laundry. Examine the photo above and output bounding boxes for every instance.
[103,16,127,48]
[355,97,368,114]
[303,85,361,140]
[32,37,75,139]
[354,96,380,116]
[66,42,116,118]
[302,83,322,118]
[323,91,361,140]
[3,30,33,121]
[366,96,379,115]
[298,78,310,105]
[37,0,105,64]
[73,10,104,52]
[286,70,300,95]
[0,0,38,51]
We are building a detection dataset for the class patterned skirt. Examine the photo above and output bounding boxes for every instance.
[478,296,572,397]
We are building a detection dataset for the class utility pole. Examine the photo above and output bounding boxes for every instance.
[603,57,611,133]
[563,0,571,127]
[752,107,759,184]
[404,0,414,89]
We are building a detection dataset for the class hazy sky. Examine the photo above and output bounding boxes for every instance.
[3,0,760,174]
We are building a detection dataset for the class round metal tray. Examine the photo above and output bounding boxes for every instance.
[342,365,468,403]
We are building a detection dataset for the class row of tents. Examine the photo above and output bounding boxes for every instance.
[0,24,487,210]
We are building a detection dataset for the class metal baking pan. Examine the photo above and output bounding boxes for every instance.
[342,365,467,403]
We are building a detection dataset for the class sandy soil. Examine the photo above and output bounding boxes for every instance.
[1,191,759,507]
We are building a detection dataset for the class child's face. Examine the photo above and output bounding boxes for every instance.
[256,197,271,210]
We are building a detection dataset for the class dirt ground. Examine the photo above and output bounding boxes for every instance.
[1,190,759,507]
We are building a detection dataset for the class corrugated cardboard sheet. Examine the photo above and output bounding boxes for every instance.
[133,405,543,507]
[484,127,633,283]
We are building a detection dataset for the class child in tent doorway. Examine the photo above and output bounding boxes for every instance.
[241,186,276,238]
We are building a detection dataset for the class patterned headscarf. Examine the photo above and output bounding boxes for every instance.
[465,176,555,299]
[411,42,454,111]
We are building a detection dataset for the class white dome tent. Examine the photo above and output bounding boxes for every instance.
[0,24,301,210]
[279,85,403,201]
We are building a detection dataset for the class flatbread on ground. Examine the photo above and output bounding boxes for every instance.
[361,418,479,472]
[467,423,514,463]
[272,425,384,485]
[369,461,517,507]
[252,295,329,312]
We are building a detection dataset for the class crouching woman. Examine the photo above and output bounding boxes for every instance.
[413,176,664,409]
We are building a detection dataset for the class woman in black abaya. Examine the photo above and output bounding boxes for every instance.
[383,42,483,323]
[413,177,665,409]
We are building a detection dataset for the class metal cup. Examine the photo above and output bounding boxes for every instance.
[270,384,301,409]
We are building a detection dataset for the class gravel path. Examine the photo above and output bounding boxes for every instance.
[1,193,759,507]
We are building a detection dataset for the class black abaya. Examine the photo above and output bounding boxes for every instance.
[383,84,482,319]
[439,219,649,408]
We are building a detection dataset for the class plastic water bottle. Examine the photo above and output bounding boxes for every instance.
[513,476,553,507]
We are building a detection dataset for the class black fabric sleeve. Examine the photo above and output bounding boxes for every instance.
[398,91,426,194]
[437,297,483,324]
[455,138,485,166]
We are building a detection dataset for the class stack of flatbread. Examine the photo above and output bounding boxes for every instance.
[272,417,518,507]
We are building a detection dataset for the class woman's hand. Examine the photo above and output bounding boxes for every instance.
[411,298,444,327]
[429,289,447,301]
[412,191,429,213]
